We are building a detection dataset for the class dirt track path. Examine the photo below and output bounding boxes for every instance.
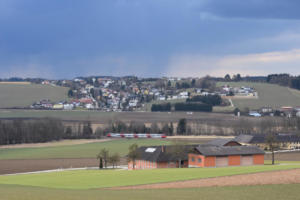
[112,169,300,190]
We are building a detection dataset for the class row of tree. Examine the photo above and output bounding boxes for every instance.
[222,73,300,91]
[95,120,175,136]
[151,102,213,112]
[174,103,213,112]
[0,118,64,145]
[266,74,300,90]
[0,118,96,145]
[151,103,171,112]
[186,94,222,106]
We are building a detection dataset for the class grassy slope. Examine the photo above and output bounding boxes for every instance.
[0,109,233,122]
[0,164,299,189]
[0,139,171,160]
[0,83,69,108]
[0,184,299,200]
[217,82,300,110]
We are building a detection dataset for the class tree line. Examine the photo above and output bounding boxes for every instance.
[0,118,64,145]
[151,102,213,112]
[221,73,300,91]
[95,120,175,136]
[186,94,222,106]
[266,74,300,90]
[0,118,95,145]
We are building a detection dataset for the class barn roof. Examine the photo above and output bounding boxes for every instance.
[135,145,196,162]
[135,144,265,162]
[204,138,241,146]
[194,145,265,156]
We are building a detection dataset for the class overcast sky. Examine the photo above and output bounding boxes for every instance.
[1,0,300,79]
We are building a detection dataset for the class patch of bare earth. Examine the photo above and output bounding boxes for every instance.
[0,158,98,175]
[0,139,111,149]
[0,157,127,175]
[112,169,300,190]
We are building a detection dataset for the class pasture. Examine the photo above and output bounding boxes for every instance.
[0,164,299,189]
[0,139,171,160]
[217,82,300,110]
[0,109,236,122]
[0,184,298,200]
[0,83,69,108]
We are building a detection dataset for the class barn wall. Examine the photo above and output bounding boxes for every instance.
[253,154,264,165]
[228,155,241,166]
[204,156,216,167]
[157,162,169,168]
[188,154,205,167]
[128,160,157,170]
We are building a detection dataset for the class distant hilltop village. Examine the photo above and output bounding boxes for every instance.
[2,73,300,118]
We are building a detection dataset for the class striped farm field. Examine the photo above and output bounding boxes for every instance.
[0,139,171,160]
[0,184,299,200]
[0,163,299,189]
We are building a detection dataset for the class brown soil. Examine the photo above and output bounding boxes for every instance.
[0,139,111,149]
[0,158,98,174]
[113,169,300,190]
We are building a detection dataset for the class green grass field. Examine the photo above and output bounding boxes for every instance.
[0,109,234,123]
[0,139,171,160]
[0,164,299,189]
[0,184,298,200]
[217,82,300,110]
[0,83,69,108]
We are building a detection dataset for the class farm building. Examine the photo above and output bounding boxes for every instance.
[128,141,264,170]
[235,134,300,150]
[128,145,196,170]
[188,146,264,168]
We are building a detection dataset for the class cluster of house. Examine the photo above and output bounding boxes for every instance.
[36,77,204,111]
[31,98,97,110]
[249,106,300,117]
[128,133,300,170]
[221,85,257,97]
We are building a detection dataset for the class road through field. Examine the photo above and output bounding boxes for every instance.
[113,168,300,189]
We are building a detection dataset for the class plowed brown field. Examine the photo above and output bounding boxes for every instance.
[113,169,300,190]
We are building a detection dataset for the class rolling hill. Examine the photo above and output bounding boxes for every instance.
[0,82,69,108]
[217,82,300,111]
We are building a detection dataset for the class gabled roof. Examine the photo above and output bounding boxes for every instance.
[194,145,265,156]
[204,138,241,147]
[135,145,196,162]
[235,135,257,143]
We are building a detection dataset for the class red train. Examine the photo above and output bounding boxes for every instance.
[107,133,167,139]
